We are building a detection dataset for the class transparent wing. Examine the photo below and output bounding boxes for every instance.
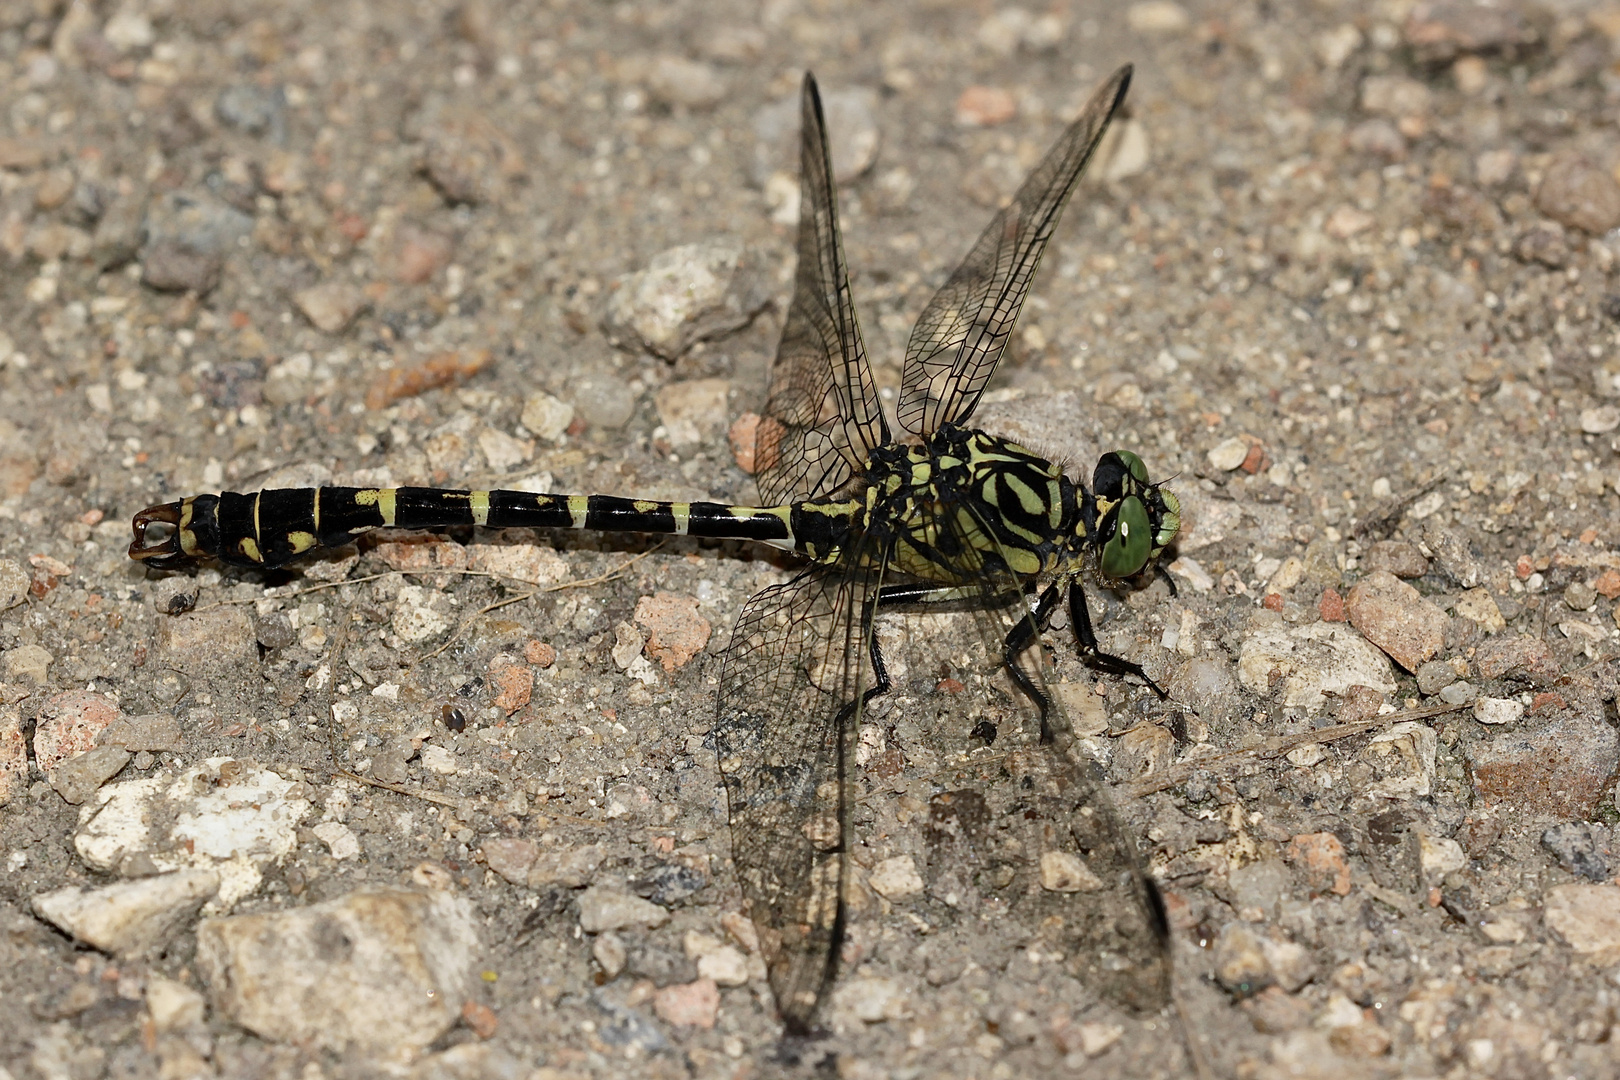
[893,492,1172,1014]
[714,547,885,1034]
[755,73,890,506]
[897,65,1132,436]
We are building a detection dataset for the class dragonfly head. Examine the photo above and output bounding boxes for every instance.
[1090,451,1179,580]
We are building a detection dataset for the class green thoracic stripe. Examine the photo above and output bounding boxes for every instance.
[181,486,846,569]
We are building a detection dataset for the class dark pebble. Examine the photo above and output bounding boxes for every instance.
[1513,222,1570,269]
[1535,156,1620,236]
[215,84,287,141]
[1540,822,1614,882]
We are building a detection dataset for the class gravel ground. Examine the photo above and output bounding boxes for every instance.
[2,1,1620,1078]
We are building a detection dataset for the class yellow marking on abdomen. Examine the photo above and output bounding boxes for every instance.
[237,537,263,564]
[287,531,317,554]
[568,495,590,528]
[470,491,490,526]
[633,500,660,514]
[375,489,397,526]
[672,503,690,535]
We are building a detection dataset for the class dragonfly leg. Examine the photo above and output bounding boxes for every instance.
[1069,580,1168,699]
[1000,583,1062,743]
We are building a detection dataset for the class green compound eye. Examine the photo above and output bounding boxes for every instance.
[1113,449,1150,486]
[1101,496,1152,578]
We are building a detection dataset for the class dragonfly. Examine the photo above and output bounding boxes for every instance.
[129,64,1180,1038]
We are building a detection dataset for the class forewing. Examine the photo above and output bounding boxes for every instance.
[897,65,1131,436]
[906,493,1171,1014]
[714,553,882,1034]
[755,74,890,506]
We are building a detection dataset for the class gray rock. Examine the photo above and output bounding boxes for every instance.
[1227,859,1292,919]
[1541,823,1614,882]
[571,374,638,431]
[0,706,25,805]
[577,886,670,933]
[1466,713,1620,817]
[1362,541,1428,579]
[215,84,287,141]
[3,643,53,684]
[50,745,130,804]
[196,888,478,1054]
[528,843,605,889]
[1515,222,1570,269]
[98,713,183,753]
[592,991,669,1053]
[1474,635,1558,684]
[1260,938,1316,993]
[602,239,771,359]
[1438,681,1478,706]
[1404,1,1536,63]
[1419,522,1483,589]
[1564,581,1597,612]
[32,869,219,958]
[139,193,254,295]
[0,558,28,610]
[624,940,698,987]
[653,378,730,449]
[1416,660,1456,696]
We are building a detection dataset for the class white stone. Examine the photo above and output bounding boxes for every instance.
[1207,436,1249,471]
[75,759,311,908]
[32,869,219,958]
[833,974,909,1024]
[1473,696,1525,726]
[1102,121,1150,182]
[1237,623,1396,712]
[391,585,455,644]
[1167,556,1215,592]
[313,821,361,860]
[1419,833,1466,877]
[419,744,458,775]
[696,945,751,987]
[520,391,574,441]
[868,855,925,900]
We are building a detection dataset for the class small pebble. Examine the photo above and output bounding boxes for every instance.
[593,932,627,979]
[294,281,367,334]
[1415,660,1456,695]
[145,978,206,1033]
[1472,696,1522,725]
[577,887,670,933]
[1207,437,1249,471]
[653,978,720,1029]
[1405,1,1535,63]
[1540,823,1613,882]
[1515,222,1570,269]
[654,379,730,449]
[868,855,925,900]
[1286,833,1352,896]
[1564,581,1597,611]
[197,888,478,1054]
[1438,681,1477,706]
[955,86,1017,127]
[647,56,726,110]
[634,593,712,673]
[1126,1,1190,33]
[833,975,909,1023]
[602,239,770,360]
[1213,924,1273,997]
[520,391,573,441]
[1535,156,1620,236]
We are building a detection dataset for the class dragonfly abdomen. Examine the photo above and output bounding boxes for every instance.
[129,485,861,570]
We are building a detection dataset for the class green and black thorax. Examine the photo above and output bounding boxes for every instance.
[796,422,1180,588]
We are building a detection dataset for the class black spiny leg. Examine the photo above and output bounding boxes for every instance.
[1001,584,1063,743]
[1069,580,1167,699]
